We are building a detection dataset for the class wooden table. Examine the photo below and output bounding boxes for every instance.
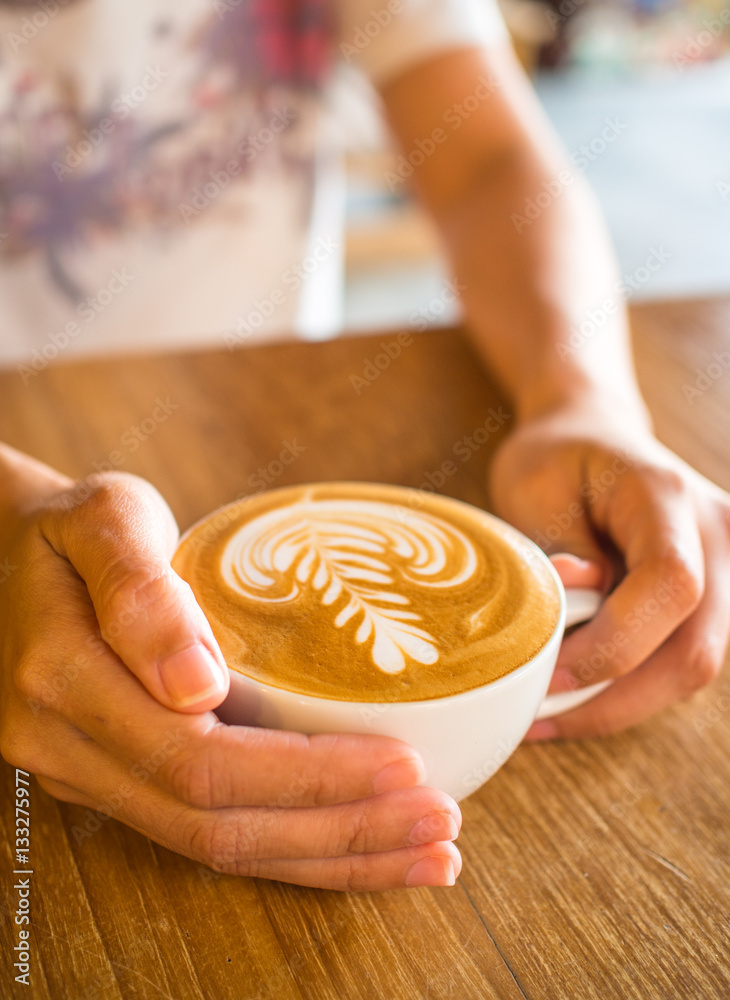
[1,301,729,1000]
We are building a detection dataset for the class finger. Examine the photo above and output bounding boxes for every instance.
[550,553,607,590]
[175,786,461,861]
[35,775,97,808]
[25,718,461,887]
[550,471,705,691]
[41,474,230,712]
[25,623,430,807]
[235,842,462,891]
[528,524,730,739]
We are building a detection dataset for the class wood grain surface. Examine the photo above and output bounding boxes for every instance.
[1,300,729,1000]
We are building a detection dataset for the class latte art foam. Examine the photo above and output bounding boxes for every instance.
[220,498,479,674]
[173,483,561,702]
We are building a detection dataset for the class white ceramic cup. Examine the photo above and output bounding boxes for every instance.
[201,503,606,802]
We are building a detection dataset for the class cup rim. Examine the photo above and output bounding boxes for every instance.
[176,481,567,710]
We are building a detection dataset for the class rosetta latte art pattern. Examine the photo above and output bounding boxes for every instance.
[220,497,479,673]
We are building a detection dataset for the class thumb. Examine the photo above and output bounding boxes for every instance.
[43,474,229,713]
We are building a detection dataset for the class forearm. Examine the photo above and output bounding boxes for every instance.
[381,46,652,427]
[435,150,651,426]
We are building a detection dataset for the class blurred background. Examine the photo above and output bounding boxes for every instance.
[336,0,730,333]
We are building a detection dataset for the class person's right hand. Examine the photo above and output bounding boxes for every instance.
[0,472,461,890]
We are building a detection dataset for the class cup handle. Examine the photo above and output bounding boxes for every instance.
[535,585,610,721]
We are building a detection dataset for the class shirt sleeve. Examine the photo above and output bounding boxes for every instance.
[336,0,509,87]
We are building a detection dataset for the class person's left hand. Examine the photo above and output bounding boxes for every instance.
[488,399,730,739]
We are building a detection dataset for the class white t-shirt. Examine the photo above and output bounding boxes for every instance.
[0,0,506,374]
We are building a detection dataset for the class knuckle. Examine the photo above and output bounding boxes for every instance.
[58,477,129,525]
[659,549,704,615]
[13,655,53,708]
[424,789,461,821]
[76,477,135,515]
[101,563,172,626]
[164,747,217,810]
[188,813,249,875]
[342,805,375,855]
[683,646,722,694]
[13,652,78,714]
[655,467,689,497]
[305,734,348,805]
[343,857,369,892]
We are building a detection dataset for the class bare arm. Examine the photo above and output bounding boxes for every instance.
[380,44,649,425]
[378,46,730,738]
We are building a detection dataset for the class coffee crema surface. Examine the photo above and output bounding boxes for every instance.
[172,483,561,702]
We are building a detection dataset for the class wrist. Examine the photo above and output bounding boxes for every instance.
[464,306,651,431]
[513,375,653,433]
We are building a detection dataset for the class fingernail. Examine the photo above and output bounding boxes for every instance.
[553,553,595,569]
[373,757,427,794]
[406,856,456,888]
[160,643,227,708]
[525,719,559,742]
[408,812,460,846]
